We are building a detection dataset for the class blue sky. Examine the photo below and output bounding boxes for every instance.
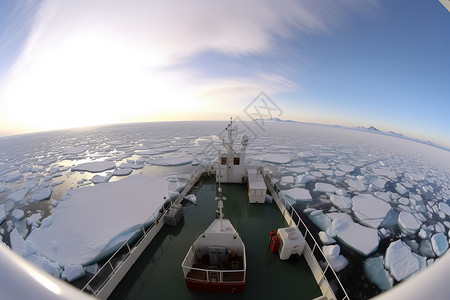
[0,0,449,147]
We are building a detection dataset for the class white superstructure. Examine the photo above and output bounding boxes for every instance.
[216,118,248,183]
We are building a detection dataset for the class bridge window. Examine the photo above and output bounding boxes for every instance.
[221,157,227,165]
[234,157,240,165]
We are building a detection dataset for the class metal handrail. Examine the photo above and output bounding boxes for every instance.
[81,164,210,296]
[264,173,350,300]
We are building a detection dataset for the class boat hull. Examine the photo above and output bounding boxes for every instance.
[185,278,245,293]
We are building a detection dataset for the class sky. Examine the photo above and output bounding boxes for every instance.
[0,0,449,147]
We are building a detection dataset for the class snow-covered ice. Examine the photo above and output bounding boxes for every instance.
[315,183,337,193]
[184,194,197,204]
[345,178,366,191]
[332,218,379,256]
[62,264,85,282]
[30,188,52,202]
[0,204,5,224]
[149,156,192,166]
[27,175,169,266]
[398,212,422,234]
[72,161,116,173]
[261,154,291,164]
[364,256,393,290]
[330,195,351,210]
[384,240,420,281]
[431,233,448,257]
[63,146,88,155]
[13,209,24,221]
[113,168,133,176]
[322,244,348,272]
[6,189,29,204]
[351,194,391,228]
[319,231,336,245]
[280,188,312,202]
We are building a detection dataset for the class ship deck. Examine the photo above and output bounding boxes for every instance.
[108,176,322,300]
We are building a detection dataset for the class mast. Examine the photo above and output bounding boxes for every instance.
[216,155,226,231]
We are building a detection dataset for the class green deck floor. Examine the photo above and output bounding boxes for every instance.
[108,177,322,300]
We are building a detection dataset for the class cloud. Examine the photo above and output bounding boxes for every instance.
[0,0,379,134]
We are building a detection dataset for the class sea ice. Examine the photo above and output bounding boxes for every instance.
[319,231,336,245]
[113,168,133,176]
[280,188,312,202]
[90,175,110,184]
[118,163,144,169]
[337,164,355,173]
[372,178,387,190]
[149,156,193,166]
[438,202,450,216]
[288,166,309,173]
[373,168,397,179]
[312,163,329,169]
[398,211,421,234]
[26,213,42,226]
[135,147,179,155]
[332,218,379,256]
[419,239,435,258]
[329,195,351,210]
[27,175,169,266]
[0,204,5,224]
[297,175,314,185]
[315,183,337,193]
[30,188,52,202]
[345,179,366,191]
[309,211,332,233]
[27,253,61,278]
[184,194,197,204]
[364,256,393,291]
[395,183,407,195]
[4,172,23,182]
[431,233,448,257]
[6,189,29,204]
[12,209,24,221]
[384,240,420,281]
[261,154,291,164]
[72,161,116,173]
[322,245,348,272]
[351,194,391,228]
[63,146,88,155]
[62,264,85,282]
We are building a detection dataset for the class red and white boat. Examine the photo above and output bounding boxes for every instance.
[181,186,246,293]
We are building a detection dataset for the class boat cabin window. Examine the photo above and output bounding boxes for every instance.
[233,157,240,165]
[221,157,227,165]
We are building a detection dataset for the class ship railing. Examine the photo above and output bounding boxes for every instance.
[81,164,213,298]
[263,173,350,300]
[182,247,246,284]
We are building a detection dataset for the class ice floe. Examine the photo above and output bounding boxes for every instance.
[332,218,379,256]
[149,156,192,166]
[27,175,169,266]
[322,244,348,272]
[329,195,351,210]
[364,256,393,290]
[184,194,197,205]
[398,212,421,234]
[351,194,391,228]
[431,233,448,257]
[72,161,116,173]
[261,154,291,164]
[384,240,420,281]
[30,188,52,202]
[63,146,88,155]
[315,183,337,193]
[280,188,312,203]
